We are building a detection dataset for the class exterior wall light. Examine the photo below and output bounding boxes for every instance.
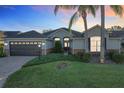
[4,43,8,46]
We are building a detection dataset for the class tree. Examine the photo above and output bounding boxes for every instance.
[54,5,98,52]
[100,5,123,63]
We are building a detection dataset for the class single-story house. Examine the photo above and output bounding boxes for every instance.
[2,24,124,56]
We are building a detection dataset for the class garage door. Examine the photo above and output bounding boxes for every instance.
[10,41,42,56]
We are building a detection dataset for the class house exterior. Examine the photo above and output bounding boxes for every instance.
[3,24,123,56]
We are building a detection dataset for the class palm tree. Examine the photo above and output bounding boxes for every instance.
[100,5,123,63]
[54,5,98,52]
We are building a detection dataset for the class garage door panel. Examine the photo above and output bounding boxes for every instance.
[10,41,41,56]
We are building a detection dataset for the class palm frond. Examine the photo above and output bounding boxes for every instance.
[54,5,78,15]
[110,5,123,17]
[68,12,80,32]
[54,5,59,15]
[77,5,99,17]
[87,5,99,17]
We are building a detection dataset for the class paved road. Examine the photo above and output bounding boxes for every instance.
[0,56,35,87]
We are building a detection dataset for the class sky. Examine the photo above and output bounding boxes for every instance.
[0,5,124,33]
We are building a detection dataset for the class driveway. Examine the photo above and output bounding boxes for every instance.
[0,56,35,87]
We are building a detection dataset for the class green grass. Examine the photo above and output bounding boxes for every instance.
[23,53,82,67]
[4,61,124,88]
[4,53,124,88]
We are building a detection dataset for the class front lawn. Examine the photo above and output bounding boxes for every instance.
[4,60,124,88]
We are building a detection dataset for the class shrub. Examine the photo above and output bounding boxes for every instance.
[53,41,63,53]
[112,53,124,64]
[0,47,6,57]
[108,50,117,60]
[75,52,91,63]
[75,52,84,59]
[82,53,91,63]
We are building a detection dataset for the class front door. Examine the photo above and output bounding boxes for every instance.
[63,37,70,52]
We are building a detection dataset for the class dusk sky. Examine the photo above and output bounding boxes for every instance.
[0,5,124,32]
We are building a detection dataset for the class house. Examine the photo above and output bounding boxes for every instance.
[3,24,123,56]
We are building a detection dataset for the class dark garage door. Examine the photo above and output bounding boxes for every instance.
[10,41,42,56]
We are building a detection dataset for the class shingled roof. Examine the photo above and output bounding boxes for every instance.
[4,30,44,38]
[42,27,83,38]
[4,31,20,38]
[109,31,124,38]
[15,30,44,38]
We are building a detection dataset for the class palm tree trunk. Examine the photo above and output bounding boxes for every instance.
[100,5,105,63]
[82,12,88,53]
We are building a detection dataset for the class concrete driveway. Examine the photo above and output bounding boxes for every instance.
[0,56,35,87]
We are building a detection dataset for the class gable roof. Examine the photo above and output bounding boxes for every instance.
[42,28,83,38]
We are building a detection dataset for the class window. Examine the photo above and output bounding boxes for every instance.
[90,36,101,52]
[64,37,69,41]
[38,42,42,44]
[34,42,37,44]
[18,42,22,44]
[26,42,29,44]
[30,42,33,44]
[10,42,14,45]
[14,42,18,44]
[54,38,60,41]
[22,42,25,44]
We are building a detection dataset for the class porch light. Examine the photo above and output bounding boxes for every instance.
[38,44,41,48]
[4,43,8,46]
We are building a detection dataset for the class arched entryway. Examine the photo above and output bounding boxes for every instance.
[63,37,70,52]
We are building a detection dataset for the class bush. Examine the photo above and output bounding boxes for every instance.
[82,53,91,63]
[0,47,6,57]
[53,41,63,53]
[112,53,124,64]
[108,50,117,60]
[75,52,91,63]
[75,52,84,59]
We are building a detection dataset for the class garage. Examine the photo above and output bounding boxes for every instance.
[10,41,42,56]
